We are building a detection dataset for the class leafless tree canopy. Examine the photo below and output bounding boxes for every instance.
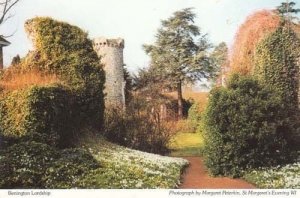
[0,0,20,25]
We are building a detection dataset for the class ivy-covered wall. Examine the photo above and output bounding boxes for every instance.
[0,17,106,146]
[23,17,105,129]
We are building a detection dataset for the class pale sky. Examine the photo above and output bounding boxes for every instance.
[1,0,299,73]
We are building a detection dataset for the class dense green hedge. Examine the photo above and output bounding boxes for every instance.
[0,85,73,146]
[203,74,296,177]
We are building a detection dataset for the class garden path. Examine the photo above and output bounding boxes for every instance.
[179,157,256,189]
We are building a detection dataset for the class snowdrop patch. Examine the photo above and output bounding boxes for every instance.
[243,162,300,188]
[78,136,189,188]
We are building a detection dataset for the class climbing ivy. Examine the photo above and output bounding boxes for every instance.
[0,17,106,146]
[24,17,104,90]
[254,24,300,109]
[23,17,105,129]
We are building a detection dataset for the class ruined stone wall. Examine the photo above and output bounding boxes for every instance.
[93,37,125,107]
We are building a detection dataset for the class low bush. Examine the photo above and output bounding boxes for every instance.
[203,74,296,177]
[0,85,73,147]
[0,142,100,189]
[43,148,100,188]
[0,141,59,188]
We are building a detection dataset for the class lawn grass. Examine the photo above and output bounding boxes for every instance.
[168,132,205,157]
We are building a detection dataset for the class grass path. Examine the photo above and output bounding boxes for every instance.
[179,157,256,189]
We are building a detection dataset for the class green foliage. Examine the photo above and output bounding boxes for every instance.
[25,17,105,129]
[143,8,215,117]
[203,74,296,177]
[43,148,100,188]
[254,25,300,150]
[255,25,300,109]
[210,42,228,83]
[0,17,105,146]
[0,17,107,189]
[0,141,59,188]
[25,17,104,89]
[0,88,31,138]
[123,68,133,105]
[276,1,300,18]
[143,8,214,84]
[0,85,74,147]
[187,102,202,132]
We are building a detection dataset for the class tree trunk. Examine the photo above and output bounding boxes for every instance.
[177,80,183,119]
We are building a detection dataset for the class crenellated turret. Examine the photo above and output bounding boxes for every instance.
[93,37,126,107]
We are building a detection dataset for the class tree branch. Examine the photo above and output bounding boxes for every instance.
[0,0,19,25]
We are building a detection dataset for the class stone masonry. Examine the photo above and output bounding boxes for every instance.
[93,37,126,107]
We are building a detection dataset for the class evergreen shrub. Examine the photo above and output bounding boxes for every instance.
[203,74,296,176]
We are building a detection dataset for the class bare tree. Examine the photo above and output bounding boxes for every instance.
[0,0,20,26]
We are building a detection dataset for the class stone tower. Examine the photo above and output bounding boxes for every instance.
[93,37,126,107]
